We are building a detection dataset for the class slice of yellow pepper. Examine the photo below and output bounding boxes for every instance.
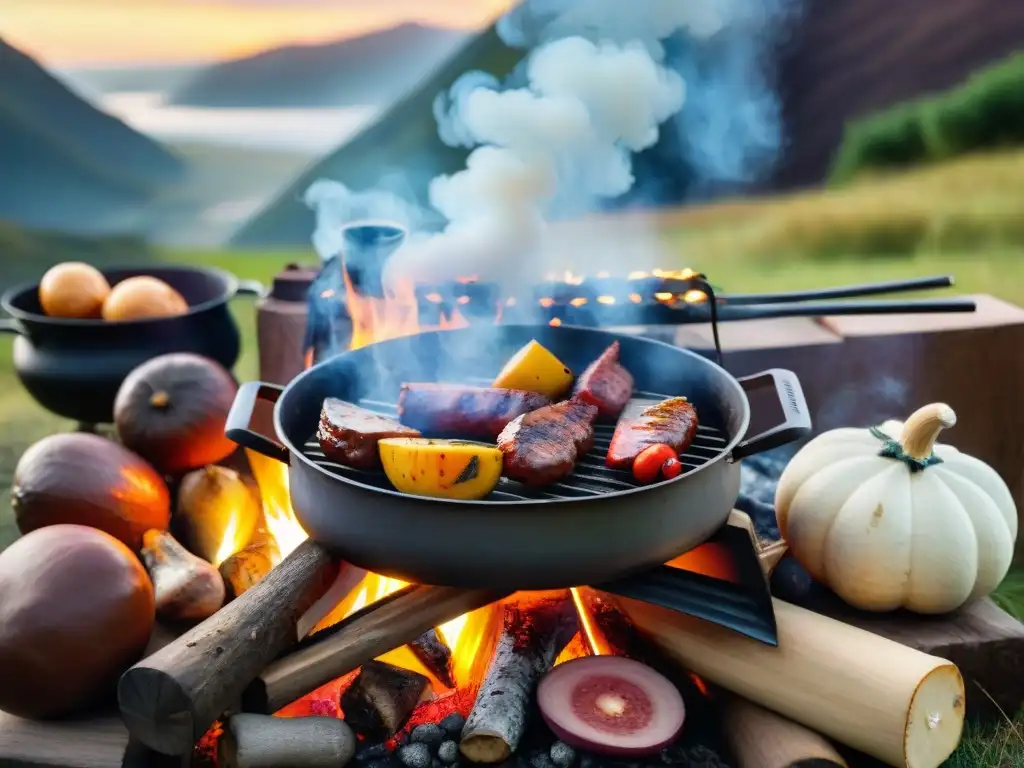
[379,438,504,500]
[492,339,574,399]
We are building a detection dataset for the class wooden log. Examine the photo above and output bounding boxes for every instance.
[118,539,345,756]
[340,660,431,740]
[460,592,579,764]
[617,596,965,768]
[246,586,506,714]
[572,587,635,657]
[719,692,846,768]
[409,628,457,688]
[219,713,356,768]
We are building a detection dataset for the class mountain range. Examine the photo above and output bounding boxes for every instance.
[169,23,468,109]
[234,0,1024,247]
[0,39,185,234]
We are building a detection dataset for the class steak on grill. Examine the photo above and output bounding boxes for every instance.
[573,341,634,421]
[318,398,421,469]
[497,398,599,486]
[605,397,699,470]
[398,383,550,440]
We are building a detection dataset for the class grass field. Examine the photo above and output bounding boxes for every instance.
[1,152,1023,764]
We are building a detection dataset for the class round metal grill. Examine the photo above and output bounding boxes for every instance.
[302,387,728,502]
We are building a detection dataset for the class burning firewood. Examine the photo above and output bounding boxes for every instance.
[460,592,578,764]
[409,628,457,688]
[220,713,356,768]
[140,529,225,621]
[340,660,430,740]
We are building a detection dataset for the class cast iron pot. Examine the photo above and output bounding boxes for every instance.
[226,324,811,591]
[0,265,264,425]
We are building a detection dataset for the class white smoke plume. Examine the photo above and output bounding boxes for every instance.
[308,0,798,291]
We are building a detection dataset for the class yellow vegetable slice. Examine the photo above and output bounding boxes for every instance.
[492,339,574,398]
[378,438,504,501]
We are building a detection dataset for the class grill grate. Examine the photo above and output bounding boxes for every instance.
[302,386,729,502]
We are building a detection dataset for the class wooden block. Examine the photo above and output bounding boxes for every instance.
[805,592,1024,720]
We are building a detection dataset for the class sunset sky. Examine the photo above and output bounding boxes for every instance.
[4,0,514,66]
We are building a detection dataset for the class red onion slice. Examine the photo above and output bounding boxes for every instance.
[537,656,686,756]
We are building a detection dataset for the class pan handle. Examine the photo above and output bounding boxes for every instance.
[731,369,811,461]
[225,381,290,464]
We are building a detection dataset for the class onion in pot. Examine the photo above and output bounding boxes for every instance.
[537,656,685,757]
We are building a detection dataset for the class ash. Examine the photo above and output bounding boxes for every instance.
[356,676,730,768]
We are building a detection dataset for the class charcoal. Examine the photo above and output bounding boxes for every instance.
[433,760,444,768]
[411,724,446,748]
[579,754,597,768]
[679,746,728,768]
[399,743,432,768]
[550,742,576,768]
[659,744,689,765]
[438,741,459,763]
[364,760,394,768]
[440,713,466,737]
[358,743,389,762]
[529,752,556,768]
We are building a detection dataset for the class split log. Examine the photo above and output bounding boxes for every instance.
[140,530,225,622]
[220,713,356,768]
[245,586,506,714]
[119,540,346,756]
[460,592,579,764]
[719,692,846,768]
[409,629,457,688]
[340,660,431,740]
[572,587,635,657]
[617,596,965,768]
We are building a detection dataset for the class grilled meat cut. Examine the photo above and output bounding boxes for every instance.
[398,383,551,440]
[318,398,421,470]
[605,397,699,471]
[497,398,598,486]
[573,341,634,420]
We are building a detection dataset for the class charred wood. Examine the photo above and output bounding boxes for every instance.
[340,660,430,741]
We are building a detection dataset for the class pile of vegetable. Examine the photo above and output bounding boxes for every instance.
[0,351,263,720]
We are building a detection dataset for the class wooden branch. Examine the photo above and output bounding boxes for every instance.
[719,692,846,768]
[219,713,356,768]
[617,596,965,768]
[245,586,506,714]
[340,660,430,740]
[118,540,344,756]
[409,629,456,688]
[460,593,579,764]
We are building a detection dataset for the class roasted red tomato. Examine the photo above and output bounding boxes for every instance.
[632,444,678,484]
[661,456,683,479]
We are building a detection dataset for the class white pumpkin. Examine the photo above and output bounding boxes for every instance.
[776,403,1018,614]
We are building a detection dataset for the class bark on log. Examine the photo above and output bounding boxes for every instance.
[340,660,431,741]
[460,593,579,764]
[118,540,345,755]
[617,596,965,768]
[245,586,505,714]
[219,713,356,768]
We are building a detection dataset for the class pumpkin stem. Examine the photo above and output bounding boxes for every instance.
[899,403,956,459]
[149,391,170,409]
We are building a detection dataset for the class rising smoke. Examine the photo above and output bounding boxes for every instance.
[307,0,799,291]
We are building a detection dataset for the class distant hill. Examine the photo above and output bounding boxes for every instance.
[170,23,468,109]
[57,63,203,100]
[0,39,186,234]
[772,0,1024,188]
[231,26,519,246]
[235,0,1024,247]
